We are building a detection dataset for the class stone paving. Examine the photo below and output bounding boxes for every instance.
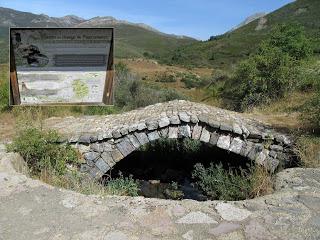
[44,100,295,179]
[0,146,319,240]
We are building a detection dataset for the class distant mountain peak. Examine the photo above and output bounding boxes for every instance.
[0,7,190,38]
[230,12,266,32]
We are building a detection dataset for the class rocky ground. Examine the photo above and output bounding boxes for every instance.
[0,145,319,240]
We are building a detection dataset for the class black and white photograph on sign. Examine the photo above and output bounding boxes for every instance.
[10,28,114,105]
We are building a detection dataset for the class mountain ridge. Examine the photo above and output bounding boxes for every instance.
[0,6,191,39]
[164,0,320,68]
[0,6,197,63]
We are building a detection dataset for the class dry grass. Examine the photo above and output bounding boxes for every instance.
[117,58,216,104]
[296,136,320,168]
[39,169,111,196]
[245,91,315,130]
[250,166,274,198]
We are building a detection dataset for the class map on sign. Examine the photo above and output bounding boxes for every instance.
[10,28,114,105]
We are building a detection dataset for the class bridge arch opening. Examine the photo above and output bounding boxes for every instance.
[105,138,265,201]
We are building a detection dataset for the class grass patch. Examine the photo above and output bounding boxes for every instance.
[296,135,320,168]
[192,163,273,201]
[104,172,139,197]
[7,128,79,176]
[8,126,141,197]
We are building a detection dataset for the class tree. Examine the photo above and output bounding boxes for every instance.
[222,23,312,111]
[264,23,312,60]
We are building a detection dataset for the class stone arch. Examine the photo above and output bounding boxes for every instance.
[69,109,294,180]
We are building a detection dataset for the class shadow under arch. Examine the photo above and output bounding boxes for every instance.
[107,137,253,200]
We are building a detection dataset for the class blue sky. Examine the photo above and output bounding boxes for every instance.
[0,0,293,40]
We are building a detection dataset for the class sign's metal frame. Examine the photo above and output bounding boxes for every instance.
[9,27,114,106]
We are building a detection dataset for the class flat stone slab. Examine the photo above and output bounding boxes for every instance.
[0,148,319,240]
[176,211,218,224]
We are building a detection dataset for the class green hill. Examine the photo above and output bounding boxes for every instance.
[164,0,320,68]
[0,7,196,63]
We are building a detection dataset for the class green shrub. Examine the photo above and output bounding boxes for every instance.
[222,23,312,111]
[301,90,320,130]
[181,73,209,89]
[192,163,252,201]
[114,63,186,110]
[265,23,312,61]
[70,105,120,116]
[0,64,9,112]
[155,72,177,83]
[7,128,79,176]
[105,173,139,196]
[297,58,320,91]
[192,163,273,201]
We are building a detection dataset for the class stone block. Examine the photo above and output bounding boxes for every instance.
[160,128,169,138]
[248,128,262,139]
[78,134,94,144]
[170,115,181,125]
[102,142,113,152]
[217,135,231,150]
[178,112,191,123]
[112,129,122,138]
[97,131,104,141]
[127,134,141,148]
[158,117,170,128]
[241,125,250,138]
[198,114,209,124]
[111,149,124,162]
[269,150,277,158]
[128,124,138,132]
[69,135,80,143]
[168,126,179,139]
[232,123,243,135]
[103,130,113,139]
[80,164,90,173]
[86,159,95,167]
[137,122,147,131]
[255,150,269,165]
[90,143,103,153]
[120,126,129,135]
[200,127,211,143]
[270,144,283,152]
[275,135,291,146]
[116,137,135,157]
[148,131,160,141]
[220,122,233,132]
[178,125,191,138]
[190,115,199,124]
[209,132,219,145]
[240,141,253,157]
[84,151,100,162]
[134,132,149,145]
[229,137,244,154]
[146,120,159,131]
[247,144,263,161]
[95,158,110,173]
[192,124,202,140]
[208,119,220,129]
[101,152,116,168]
[265,157,279,173]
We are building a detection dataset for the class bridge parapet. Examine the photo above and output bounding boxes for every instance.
[45,100,295,179]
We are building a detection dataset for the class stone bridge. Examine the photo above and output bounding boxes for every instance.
[45,100,295,179]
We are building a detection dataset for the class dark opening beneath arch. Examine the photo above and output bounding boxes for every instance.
[107,138,259,201]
